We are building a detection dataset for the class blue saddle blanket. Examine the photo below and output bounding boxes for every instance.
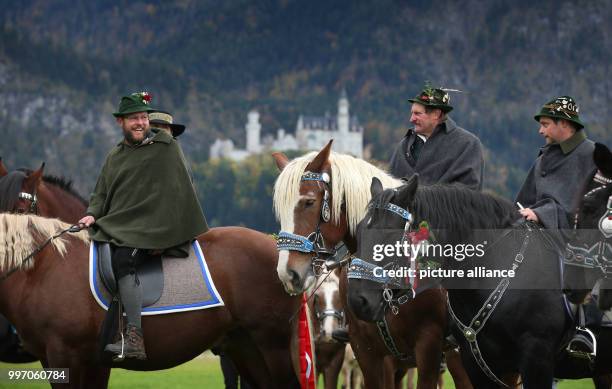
[88,240,224,315]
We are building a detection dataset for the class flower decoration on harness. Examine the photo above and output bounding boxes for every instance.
[405,221,441,270]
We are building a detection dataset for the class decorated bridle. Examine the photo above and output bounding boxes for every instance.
[17,190,38,214]
[347,198,416,315]
[565,172,612,276]
[276,171,337,275]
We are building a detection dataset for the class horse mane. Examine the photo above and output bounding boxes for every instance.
[0,213,89,272]
[17,169,88,206]
[273,151,403,234]
[413,184,520,240]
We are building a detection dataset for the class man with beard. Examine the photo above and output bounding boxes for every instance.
[78,92,208,361]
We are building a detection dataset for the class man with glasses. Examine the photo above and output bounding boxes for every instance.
[78,92,208,361]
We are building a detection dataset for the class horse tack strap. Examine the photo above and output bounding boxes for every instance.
[0,224,82,281]
[375,315,411,361]
[277,231,315,253]
[447,225,532,388]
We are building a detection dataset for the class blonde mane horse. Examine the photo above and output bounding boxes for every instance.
[0,214,88,271]
[271,142,473,389]
[273,144,402,293]
[0,212,303,388]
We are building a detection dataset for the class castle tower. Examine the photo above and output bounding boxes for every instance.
[338,89,349,134]
[246,110,261,153]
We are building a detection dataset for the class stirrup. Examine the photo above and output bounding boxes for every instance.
[566,326,597,361]
[106,332,126,362]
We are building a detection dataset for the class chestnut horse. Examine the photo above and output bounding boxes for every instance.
[310,269,346,389]
[0,213,302,388]
[0,160,301,388]
[0,161,87,363]
[272,142,472,389]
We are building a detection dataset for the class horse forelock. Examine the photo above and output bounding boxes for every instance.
[273,151,402,235]
[0,213,89,272]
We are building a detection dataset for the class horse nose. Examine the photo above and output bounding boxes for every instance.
[288,269,301,288]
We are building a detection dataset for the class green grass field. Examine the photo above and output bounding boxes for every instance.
[0,354,598,388]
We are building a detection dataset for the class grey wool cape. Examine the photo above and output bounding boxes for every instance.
[515,131,596,230]
[389,117,484,190]
[86,130,209,250]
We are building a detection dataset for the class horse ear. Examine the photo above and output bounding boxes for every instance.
[272,152,289,172]
[594,143,612,178]
[28,162,45,186]
[305,140,333,172]
[397,174,419,207]
[0,157,7,177]
[370,177,383,197]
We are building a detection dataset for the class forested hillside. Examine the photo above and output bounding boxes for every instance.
[1,0,610,231]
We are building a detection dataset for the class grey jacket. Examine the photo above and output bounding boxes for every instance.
[515,131,596,230]
[389,117,484,190]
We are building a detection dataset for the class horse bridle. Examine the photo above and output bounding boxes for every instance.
[566,172,612,276]
[277,171,337,275]
[17,189,38,214]
[348,200,416,315]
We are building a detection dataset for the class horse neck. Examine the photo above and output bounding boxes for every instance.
[413,186,517,235]
[38,182,87,224]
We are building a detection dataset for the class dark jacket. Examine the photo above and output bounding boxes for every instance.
[87,130,208,249]
[389,117,484,190]
[515,131,596,230]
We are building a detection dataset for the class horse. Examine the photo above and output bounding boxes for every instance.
[562,142,612,384]
[357,172,585,388]
[564,142,612,309]
[0,211,303,388]
[272,141,472,389]
[0,161,88,363]
[0,161,86,223]
[310,269,346,389]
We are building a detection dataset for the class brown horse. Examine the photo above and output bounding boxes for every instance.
[0,162,86,223]
[0,213,301,388]
[0,161,89,363]
[272,142,472,389]
[310,269,346,389]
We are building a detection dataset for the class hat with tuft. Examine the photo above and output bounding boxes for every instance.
[534,96,584,129]
[408,83,453,113]
[113,92,155,117]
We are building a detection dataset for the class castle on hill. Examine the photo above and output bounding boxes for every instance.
[209,91,364,160]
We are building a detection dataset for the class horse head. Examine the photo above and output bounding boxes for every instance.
[273,141,348,295]
[347,176,418,322]
[312,270,344,343]
[564,143,612,308]
[14,163,45,214]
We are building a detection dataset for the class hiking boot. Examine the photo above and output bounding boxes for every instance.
[104,324,147,361]
[331,327,349,343]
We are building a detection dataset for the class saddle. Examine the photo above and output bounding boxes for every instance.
[97,242,163,307]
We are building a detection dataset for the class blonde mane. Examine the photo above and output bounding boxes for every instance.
[273,151,403,234]
[0,213,89,272]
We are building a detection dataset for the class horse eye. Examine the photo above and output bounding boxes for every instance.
[305,199,315,208]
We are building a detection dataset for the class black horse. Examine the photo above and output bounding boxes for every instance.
[349,175,572,388]
[564,142,612,309]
